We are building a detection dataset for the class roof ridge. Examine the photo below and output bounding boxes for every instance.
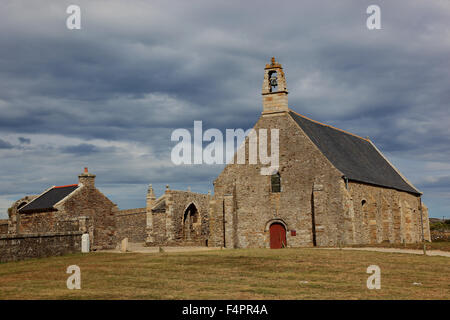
[18,186,54,212]
[366,139,421,194]
[289,109,369,142]
[18,184,79,213]
[53,184,78,189]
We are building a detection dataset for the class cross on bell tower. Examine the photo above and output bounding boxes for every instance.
[262,57,288,114]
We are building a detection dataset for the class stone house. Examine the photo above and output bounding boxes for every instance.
[143,57,431,248]
[7,168,117,249]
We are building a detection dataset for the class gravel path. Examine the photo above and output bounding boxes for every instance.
[101,242,220,254]
[101,242,450,257]
[319,247,450,257]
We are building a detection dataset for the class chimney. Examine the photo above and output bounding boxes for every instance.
[78,167,96,188]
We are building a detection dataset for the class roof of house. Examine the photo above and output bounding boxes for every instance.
[289,110,420,195]
[19,184,79,213]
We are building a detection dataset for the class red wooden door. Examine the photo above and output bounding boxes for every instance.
[270,223,286,249]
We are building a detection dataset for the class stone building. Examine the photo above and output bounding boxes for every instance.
[7,168,117,249]
[207,57,430,248]
[143,57,431,249]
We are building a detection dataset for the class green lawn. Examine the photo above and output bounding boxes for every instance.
[0,248,448,299]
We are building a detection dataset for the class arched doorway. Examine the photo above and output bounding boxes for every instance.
[183,203,200,241]
[269,223,286,249]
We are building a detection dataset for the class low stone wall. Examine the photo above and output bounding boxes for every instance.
[0,231,83,263]
[431,230,450,242]
[0,219,8,235]
[116,208,146,242]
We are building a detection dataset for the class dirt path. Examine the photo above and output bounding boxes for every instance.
[101,242,220,254]
[319,247,450,257]
[101,242,450,257]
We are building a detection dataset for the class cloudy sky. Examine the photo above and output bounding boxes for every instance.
[0,0,449,219]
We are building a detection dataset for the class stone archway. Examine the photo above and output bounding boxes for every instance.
[265,219,288,249]
[182,203,201,241]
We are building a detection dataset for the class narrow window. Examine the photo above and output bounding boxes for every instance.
[271,172,281,193]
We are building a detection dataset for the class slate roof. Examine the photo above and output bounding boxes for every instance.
[289,111,420,195]
[19,185,79,213]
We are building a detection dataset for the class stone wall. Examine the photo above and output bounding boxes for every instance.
[0,231,83,263]
[151,210,167,244]
[343,181,430,244]
[116,208,146,242]
[19,212,81,234]
[0,219,8,235]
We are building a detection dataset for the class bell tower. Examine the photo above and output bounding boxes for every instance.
[262,57,288,114]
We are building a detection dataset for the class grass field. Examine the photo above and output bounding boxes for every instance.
[0,248,449,300]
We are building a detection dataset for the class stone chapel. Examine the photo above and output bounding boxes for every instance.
[143,57,431,248]
[3,58,431,250]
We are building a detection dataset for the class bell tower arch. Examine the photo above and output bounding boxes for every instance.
[262,57,288,114]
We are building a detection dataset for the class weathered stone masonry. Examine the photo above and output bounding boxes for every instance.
[0,231,82,263]
[145,185,210,246]
[209,112,345,248]
[0,220,8,235]
[116,208,147,242]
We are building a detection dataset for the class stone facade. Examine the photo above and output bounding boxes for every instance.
[342,181,431,245]
[209,112,345,247]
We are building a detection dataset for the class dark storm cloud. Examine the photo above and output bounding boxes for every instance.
[0,0,449,217]
[60,143,114,155]
[0,139,13,149]
[18,137,30,144]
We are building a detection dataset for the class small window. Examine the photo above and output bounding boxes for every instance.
[361,200,367,207]
[271,172,281,193]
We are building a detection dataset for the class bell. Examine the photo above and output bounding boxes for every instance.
[269,74,278,87]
